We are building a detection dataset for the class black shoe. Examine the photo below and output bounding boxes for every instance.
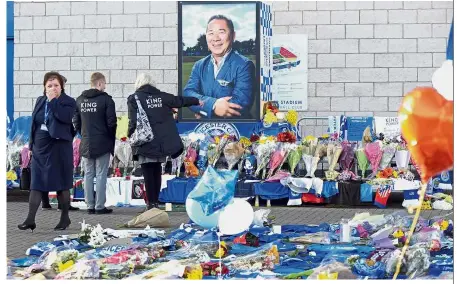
[54,220,71,231]
[88,209,95,214]
[95,208,113,215]
[42,204,53,210]
[18,222,36,232]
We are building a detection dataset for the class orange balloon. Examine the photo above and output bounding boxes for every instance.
[398,87,454,182]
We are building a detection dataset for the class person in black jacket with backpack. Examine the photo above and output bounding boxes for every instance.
[73,72,117,215]
[127,73,201,210]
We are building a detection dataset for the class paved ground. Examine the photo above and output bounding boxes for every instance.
[7,201,452,260]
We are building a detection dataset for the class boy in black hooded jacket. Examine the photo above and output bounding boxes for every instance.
[73,72,117,214]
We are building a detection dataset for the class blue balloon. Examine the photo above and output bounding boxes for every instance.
[185,198,220,229]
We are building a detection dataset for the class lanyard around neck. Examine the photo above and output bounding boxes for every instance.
[44,100,50,124]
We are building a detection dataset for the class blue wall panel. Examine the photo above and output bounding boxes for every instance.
[7,1,14,132]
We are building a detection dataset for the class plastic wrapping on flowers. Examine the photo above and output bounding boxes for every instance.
[9,210,454,280]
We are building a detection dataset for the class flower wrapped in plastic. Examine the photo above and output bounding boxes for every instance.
[73,137,81,170]
[114,140,133,176]
[37,245,80,274]
[355,148,369,179]
[379,143,397,170]
[337,141,357,181]
[210,135,231,167]
[226,244,279,273]
[200,262,229,277]
[171,136,190,176]
[206,143,218,169]
[364,142,383,178]
[287,144,302,175]
[55,259,101,280]
[196,137,210,174]
[103,246,165,266]
[267,143,290,178]
[254,141,276,179]
[223,142,245,170]
[325,142,343,180]
[302,154,320,178]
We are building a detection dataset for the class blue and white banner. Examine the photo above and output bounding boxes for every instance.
[260,2,273,103]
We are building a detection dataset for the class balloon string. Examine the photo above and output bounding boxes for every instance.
[392,182,427,280]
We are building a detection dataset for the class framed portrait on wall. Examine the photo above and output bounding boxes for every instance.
[178,1,261,122]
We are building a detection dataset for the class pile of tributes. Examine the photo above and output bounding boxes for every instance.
[8,211,453,280]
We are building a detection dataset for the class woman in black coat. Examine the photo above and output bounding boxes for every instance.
[127,73,201,210]
[18,71,76,232]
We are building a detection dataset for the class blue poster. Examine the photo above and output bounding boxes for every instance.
[346,117,374,141]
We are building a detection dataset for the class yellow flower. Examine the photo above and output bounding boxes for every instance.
[215,136,220,144]
[392,171,398,178]
[57,260,74,273]
[305,135,316,141]
[263,110,278,124]
[215,241,228,258]
[321,134,330,139]
[186,265,203,280]
[440,220,449,231]
[6,170,17,181]
[239,137,252,148]
[285,110,298,126]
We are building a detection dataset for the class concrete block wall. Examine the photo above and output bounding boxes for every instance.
[13,1,453,135]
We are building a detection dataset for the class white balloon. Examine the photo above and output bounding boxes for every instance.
[218,199,254,235]
[432,60,453,101]
[185,198,221,229]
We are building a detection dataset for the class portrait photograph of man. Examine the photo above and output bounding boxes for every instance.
[179,2,259,121]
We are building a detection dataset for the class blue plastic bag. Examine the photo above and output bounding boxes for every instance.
[11,256,38,267]
[188,166,238,216]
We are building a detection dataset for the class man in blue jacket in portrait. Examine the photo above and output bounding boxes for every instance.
[184,15,256,120]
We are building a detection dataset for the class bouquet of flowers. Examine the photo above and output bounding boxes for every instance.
[338,141,355,170]
[171,136,191,176]
[103,246,165,266]
[200,262,229,277]
[206,143,218,169]
[237,136,253,173]
[267,143,289,178]
[302,137,319,177]
[395,136,410,170]
[356,148,369,179]
[375,167,398,179]
[78,221,106,248]
[226,244,279,273]
[287,144,302,175]
[254,141,276,179]
[379,143,397,170]
[325,142,343,180]
[197,138,210,174]
[364,141,383,179]
[211,135,231,167]
[301,136,317,156]
[223,142,245,170]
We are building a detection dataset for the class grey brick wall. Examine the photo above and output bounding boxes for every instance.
[13,1,453,135]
